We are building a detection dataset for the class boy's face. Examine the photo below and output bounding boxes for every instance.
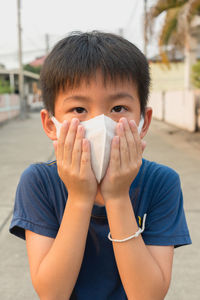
[41,71,152,140]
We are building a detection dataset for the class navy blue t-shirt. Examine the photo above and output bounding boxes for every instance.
[9,158,192,299]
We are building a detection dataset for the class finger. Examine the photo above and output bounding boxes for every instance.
[80,139,92,175]
[71,125,85,172]
[117,122,129,167]
[141,140,147,153]
[63,118,79,165]
[109,136,120,172]
[53,140,58,157]
[129,120,143,159]
[57,120,69,163]
[120,118,137,163]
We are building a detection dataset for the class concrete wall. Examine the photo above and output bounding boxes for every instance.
[27,94,43,110]
[148,91,164,120]
[149,90,197,132]
[150,62,185,92]
[0,94,20,123]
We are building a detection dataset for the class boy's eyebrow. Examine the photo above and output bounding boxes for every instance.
[107,92,135,101]
[63,92,135,102]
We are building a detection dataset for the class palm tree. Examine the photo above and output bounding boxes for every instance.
[149,0,200,88]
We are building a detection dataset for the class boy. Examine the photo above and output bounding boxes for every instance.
[9,31,191,300]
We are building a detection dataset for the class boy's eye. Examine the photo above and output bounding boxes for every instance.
[112,105,128,113]
[71,105,128,114]
[72,107,86,114]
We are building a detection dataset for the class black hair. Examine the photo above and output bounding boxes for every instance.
[40,30,150,116]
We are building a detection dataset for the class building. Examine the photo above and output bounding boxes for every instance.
[0,69,40,123]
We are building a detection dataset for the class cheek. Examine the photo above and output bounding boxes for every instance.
[55,111,80,123]
[109,114,138,124]
[126,108,141,124]
[110,116,120,123]
[127,116,139,124]
[61,116,73,122]
[122,114,139,124]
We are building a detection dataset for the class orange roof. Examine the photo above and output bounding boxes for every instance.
[29,56,46,67]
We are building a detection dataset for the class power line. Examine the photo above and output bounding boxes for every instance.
[0,31,64,59]
[0,48,45,57]
[124,0,140,31]
[23,32,45,50]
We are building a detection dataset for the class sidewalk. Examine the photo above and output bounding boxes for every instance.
[0,113,199,299]
[145,120,200,300]
[0,112,53,300]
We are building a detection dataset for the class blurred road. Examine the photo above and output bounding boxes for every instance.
[0,112,199,300]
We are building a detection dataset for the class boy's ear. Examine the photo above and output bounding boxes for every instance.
[40,109,57,141]
[140,107,152,139]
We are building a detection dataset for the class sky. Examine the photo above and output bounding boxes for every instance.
[0,0,161,69]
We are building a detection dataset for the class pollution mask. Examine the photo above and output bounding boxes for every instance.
[52,114,144,183]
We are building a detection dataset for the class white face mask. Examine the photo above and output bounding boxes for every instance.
[52,114,144,183]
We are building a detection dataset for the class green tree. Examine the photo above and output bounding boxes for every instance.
[0,79,11,94]
[192,60,200,88]
[149,0,200,64]
[23,64,41,74]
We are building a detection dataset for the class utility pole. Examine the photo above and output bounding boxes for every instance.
[144,0,148,57]
[17,0,26,119]
[45,33,50,55]
[118,28,124,37]
[184,13,191,90]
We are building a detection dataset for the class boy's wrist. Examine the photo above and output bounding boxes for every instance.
[103,191,129,203]
[104,193,130,207]
[67,194,95,210]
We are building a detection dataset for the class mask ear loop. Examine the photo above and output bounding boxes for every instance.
[138,116,144,134]
[51,116,61,127]
[51,116,62,139]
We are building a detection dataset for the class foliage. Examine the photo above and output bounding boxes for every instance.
[23,64,41,74]
[0,63,5,69]
[149,0,200,63]
[192,60,200,88]
[0,79,12,94]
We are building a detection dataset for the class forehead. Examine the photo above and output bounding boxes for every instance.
[60,71,139,98]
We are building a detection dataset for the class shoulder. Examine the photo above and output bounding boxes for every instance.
[142,158,179,179]
[139,160,192,248]
[10,160,60,240]
[17,160,61,199]
[133,158,182,210]
[20,160,58,184]
[22,160,57,176]
[140,158,180,188]
[139,159,184,220]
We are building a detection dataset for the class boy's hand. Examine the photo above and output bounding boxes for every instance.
[53,118,98,205]
[100,117,146,202]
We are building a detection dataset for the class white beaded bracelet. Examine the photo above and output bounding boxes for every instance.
[108,214,147,243]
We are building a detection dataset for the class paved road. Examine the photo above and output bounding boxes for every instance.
[144,120,200,300]
[0,112,199,299]
[0,113,53,300]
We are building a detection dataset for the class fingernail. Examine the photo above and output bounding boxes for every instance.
[130,120,136,126]
[53,140,57,148]
[72,118,78,126]
[120,117,126,123]
[78,125,83,132]
[142,140,147,147]
[63,120,68,126]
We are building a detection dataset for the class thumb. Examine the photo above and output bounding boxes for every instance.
[141,140,147,153]
[53,140,58,152]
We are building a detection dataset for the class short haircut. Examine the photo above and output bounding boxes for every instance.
[40,31,150,116]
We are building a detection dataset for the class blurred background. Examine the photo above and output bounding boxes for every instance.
[0,0,200,299]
